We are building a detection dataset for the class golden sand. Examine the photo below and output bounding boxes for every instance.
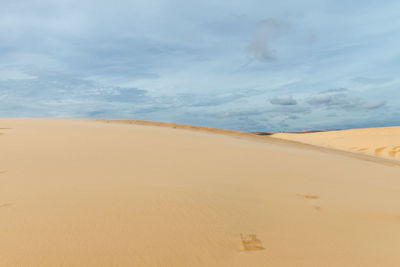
[1,119,400,266]
[272,126,400,161]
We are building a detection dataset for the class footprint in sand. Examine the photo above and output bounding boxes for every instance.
[389,146,400,158]
[298,194,320,200]
[298,194,322,212]
[313,206,322,212]
[0,128,12,135]
[375,146,386,155]
[240,234,265,251]
[349,147,369,154]
[0,128,11,129]
[357,147,368,153]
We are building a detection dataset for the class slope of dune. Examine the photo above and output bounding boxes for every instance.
[1,119,400,267]
[272,126,400,161]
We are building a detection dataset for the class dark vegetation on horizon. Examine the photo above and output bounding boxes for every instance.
[252,130,328,135]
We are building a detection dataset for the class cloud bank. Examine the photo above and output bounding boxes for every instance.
[0,0,399,132]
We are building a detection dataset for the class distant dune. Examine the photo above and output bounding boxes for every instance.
[1,119,400,266]
[272,126,400,161]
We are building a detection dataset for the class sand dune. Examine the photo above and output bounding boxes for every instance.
[272,126,400,161]
[1,119,400,266]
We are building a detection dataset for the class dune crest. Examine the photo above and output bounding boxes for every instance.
[272,126,400,161]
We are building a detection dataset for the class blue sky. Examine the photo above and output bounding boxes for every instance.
[1,0,399,131]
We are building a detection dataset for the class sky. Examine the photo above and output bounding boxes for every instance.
[1,0,400,132]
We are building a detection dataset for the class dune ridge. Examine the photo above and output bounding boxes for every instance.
[99,119,400,166]
[272,126,400,161]
[1,118,400,266]
[97,119,251,137]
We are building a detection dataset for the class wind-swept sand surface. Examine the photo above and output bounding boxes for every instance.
[1,119,400,266]
[272,127,400,161]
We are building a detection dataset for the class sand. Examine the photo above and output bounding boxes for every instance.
[272,127,400,161]
[1,119,400,266]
